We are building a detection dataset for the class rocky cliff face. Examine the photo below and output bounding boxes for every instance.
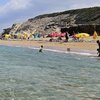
[16,14,76,34]
[2,7,100,35]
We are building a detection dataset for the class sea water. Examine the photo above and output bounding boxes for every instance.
[0,45,100,100]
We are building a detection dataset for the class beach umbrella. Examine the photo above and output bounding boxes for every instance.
[93,31,98,40]
[4,34,11,39]
[60,33,66,37]
[49,32,65,37]
[17,34,22,39]
[29,34,33,38]
[75,33,90,38]
[49,32,58,37]
[23,33,29,39]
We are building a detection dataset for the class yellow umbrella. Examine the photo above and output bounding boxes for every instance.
[75,33,90,38]
[29,34,33,38]
[4,34,11,39]
[93,31,98,40]
[17,34,22,39]
[23,33,28,39]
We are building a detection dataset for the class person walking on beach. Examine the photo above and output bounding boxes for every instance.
[97,40,100,57]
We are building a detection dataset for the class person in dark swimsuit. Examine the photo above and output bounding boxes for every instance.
[39,45,43,52]
[97,40,100,57]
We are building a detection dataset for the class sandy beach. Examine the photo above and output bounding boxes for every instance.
[0,36,99,55]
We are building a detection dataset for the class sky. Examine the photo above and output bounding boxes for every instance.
[0,0,100,33]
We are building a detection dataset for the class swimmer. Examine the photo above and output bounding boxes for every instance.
[39,45,43,52]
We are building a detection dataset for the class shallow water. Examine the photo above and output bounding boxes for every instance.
[0,45,100,100]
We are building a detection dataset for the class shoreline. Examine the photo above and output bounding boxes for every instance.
[0,40,98,56]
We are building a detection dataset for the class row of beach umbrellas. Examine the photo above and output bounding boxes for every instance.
[2,31,99,40]
[48,32,90,38]
[48,31,98,39]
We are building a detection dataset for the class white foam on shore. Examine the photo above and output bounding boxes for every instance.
[69,51,93,56]
[28,46,95,56]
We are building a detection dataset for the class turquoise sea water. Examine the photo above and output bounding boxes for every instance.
[0,45,100,100]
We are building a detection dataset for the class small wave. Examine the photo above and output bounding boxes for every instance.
[69,51,93,56]
[28,47,95,56]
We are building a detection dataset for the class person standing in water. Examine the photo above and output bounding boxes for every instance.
[39,45,43,52]
[97,40,100,57]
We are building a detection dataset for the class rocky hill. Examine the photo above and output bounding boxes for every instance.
[2,7,100,35]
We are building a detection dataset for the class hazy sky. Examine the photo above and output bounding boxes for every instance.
[0,0,100,32]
